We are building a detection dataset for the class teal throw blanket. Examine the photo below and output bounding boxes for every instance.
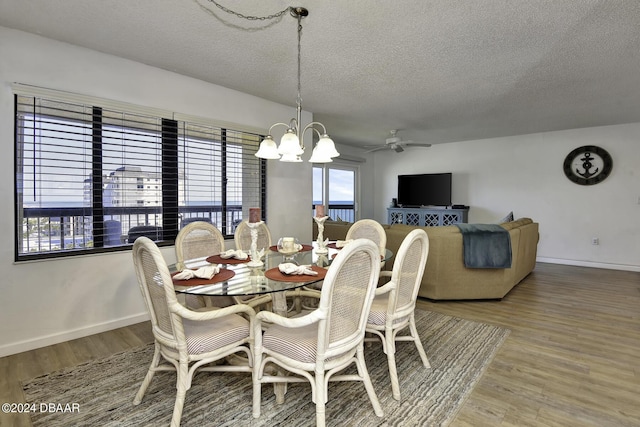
[455,224,512,269]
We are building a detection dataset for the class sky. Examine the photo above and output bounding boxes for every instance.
[313,166,354,204]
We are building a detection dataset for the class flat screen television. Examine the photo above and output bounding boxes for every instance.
[397,173,452,207]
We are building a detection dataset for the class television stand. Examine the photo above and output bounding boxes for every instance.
[387,206,469,226]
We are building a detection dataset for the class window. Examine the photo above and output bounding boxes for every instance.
[313,163,358,222]
[177,121,264,233]
[14,91,265,261]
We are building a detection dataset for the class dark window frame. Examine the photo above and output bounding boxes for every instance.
[14,94,266,262]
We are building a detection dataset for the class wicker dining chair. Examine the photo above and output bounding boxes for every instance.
[175,221,234,308]
[175,221,224,267]
[365,228,430,400]
[302,218,388,302]
[346,219,387,268]
[132,237,255,427]
[252,238,384,427]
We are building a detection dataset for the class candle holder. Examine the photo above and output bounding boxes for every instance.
[314,216,329,254]
[315,253,330,268]
[247,221,265,268]
[249,266,268,289]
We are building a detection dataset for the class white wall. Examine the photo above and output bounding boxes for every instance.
[372,125,640,271]
[0,27,314,356]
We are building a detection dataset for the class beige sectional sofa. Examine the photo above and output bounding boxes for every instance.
[313,218,539,300]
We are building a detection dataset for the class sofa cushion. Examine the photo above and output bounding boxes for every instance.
[500,217,532,230]
[390,223,459,235]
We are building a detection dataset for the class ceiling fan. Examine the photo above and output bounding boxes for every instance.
[364,130,432,153]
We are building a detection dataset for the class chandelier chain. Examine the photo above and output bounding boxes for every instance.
[197,2,338,161]
[297,18,303,108]
[204,0,291,21]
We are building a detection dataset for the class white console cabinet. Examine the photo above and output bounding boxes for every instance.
[387,207,469,226]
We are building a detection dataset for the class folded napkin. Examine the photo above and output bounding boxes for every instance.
[278,263,318,276]
[173,265,221,280]
[336,239,353,248]
[219,249,249,260]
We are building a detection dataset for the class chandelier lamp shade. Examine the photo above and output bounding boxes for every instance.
[255,120,339,163]
[252,7,340,163]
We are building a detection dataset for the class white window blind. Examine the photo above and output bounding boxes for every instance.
[14,92,265,261]
[177,121,264,235]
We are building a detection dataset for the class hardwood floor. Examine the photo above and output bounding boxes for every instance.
[1,262,638,426]
[0,322,154,427]
[420,263,640,427]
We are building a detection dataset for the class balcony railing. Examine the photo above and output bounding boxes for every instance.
[21,203,356,256]
[313,203,356,223]
[19,205,244,255]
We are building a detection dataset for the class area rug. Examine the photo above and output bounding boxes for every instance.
[23,310,509,426]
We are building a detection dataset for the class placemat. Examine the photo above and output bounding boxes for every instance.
[264,265,327,282]
[171,268,235,286]
[206,254,250,265]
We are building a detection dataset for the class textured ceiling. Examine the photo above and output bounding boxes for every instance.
[1,0,639,148]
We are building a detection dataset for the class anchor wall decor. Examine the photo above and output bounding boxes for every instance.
[563,145,613,185]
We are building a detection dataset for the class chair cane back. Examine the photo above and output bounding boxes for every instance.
[175,221,234,308]
[346,219,387,268]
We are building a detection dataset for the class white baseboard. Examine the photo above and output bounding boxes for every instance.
[0,312,150,358]
[536,257,640,272]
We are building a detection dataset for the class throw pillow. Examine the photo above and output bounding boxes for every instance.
[498,211,514,223]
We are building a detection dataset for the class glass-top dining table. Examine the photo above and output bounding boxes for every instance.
[170,242,393,315]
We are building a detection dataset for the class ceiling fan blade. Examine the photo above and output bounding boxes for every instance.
[365,146,390,153]
[404,142,432,148]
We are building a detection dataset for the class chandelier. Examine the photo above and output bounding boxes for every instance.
[202,1,340,163]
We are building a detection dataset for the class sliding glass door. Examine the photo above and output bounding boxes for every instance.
[313,163,358,222]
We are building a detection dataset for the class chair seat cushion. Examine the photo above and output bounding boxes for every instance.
[184,295,235,309]
[263,322,318,364]
[367,294,409,327]
[183,313,250,354]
